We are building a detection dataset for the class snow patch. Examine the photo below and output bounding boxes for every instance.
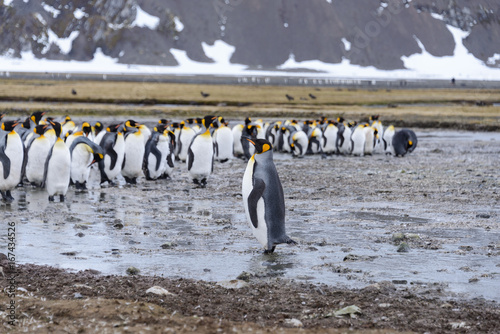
[487,54,500,66]
[401,25,500,79]
[73,8,88,20]
[38,29,79,55]
[174,16,184,32]
[34,13,46,25]
[0,35,499,80]
[430,12,444,21]
[341,38,351,51]
[42,2,61,18]
[131,5,160,30]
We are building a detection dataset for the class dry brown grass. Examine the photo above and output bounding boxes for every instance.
[0,78,499,130]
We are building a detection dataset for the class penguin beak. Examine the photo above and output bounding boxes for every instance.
[246,138,256,146]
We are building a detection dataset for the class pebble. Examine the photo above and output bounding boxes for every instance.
[126,267,140,275]
[216,279,249,289]
[397,242,410,253]
[284,318,303,327]
[146,286,174,296]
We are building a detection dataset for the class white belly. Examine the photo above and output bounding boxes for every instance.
[122,134,145,178]
[0,134,23,191]
[26,137,51,185]
[188,135,213,179]
[70,144,92,183]
[242,158,268,249]
[46,143,71,196]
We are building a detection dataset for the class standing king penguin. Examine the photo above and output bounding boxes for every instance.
[121,120,145,184]
[186,115,216,187]
[25,124,51,187]
[97,123,125,185]
[242,138,296,253]
[0,120,24,202]
[43,120,71,202]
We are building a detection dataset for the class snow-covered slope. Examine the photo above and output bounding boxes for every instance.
[0,0,499,80]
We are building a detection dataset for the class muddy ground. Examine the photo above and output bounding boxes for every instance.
[0,125,499,333]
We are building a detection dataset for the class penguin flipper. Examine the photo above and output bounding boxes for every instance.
[0,146,11,179]
[42,145,55,187]
[187,147,194,171]
[166,153,174,168]
[248,178,266,229]
[151,145,162,172]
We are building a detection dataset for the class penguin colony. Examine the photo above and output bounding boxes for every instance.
[0,112,415,251]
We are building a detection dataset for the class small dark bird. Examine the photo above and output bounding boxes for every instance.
[200,91,210,98]
[285,94,294,101]
[71,89,77,95]
[309,93,317,99]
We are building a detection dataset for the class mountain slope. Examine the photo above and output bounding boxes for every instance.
[0,0,499,73]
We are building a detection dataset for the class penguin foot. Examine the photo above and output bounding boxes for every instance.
[59,195,65,202]
[124,176,137,184]
[1,191,14,203]
[192,178,200,185]
[264,247,276,254]
[200,178,207,188]
[48,196,55,202]
[219,159,229,163]
[286,238,298,245]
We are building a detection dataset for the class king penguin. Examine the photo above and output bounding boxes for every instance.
[97,123,125,185]
[0,120,24,202]
[43,120,71,202]
[69,136,104,190]
[212,117,233,163]
[186,115,216,187]
[242,138,296,253]
[392,129,418,157]
[143,125,176,180]
[121,120,145,184]
[25,124,51,187]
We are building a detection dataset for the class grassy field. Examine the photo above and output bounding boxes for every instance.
[0,78,499,130]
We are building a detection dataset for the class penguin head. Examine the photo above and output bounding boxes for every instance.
[202,115,216,129]
[34,124,49,135]
[47,120,62,138]
[158,118,169,125]
[63,116,72,124]
[124,120,140,132]
[82,122,92,136]
[106,123,121,133]
[246,138,272,154]
[31,111,47,125]
[2,120,19,132]
[94,121,103,133]
[0,113,5,121]
[22,117,31,129]
[89,150,104,167]
[154,124,168,133]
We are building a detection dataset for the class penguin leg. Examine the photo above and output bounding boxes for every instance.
[1,190,13,203]
[59,195,65,202]
[264,246,276,254]
[6,190,14,202]
[48,195,54,202]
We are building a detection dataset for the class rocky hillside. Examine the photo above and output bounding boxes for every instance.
[0,0,499,70]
